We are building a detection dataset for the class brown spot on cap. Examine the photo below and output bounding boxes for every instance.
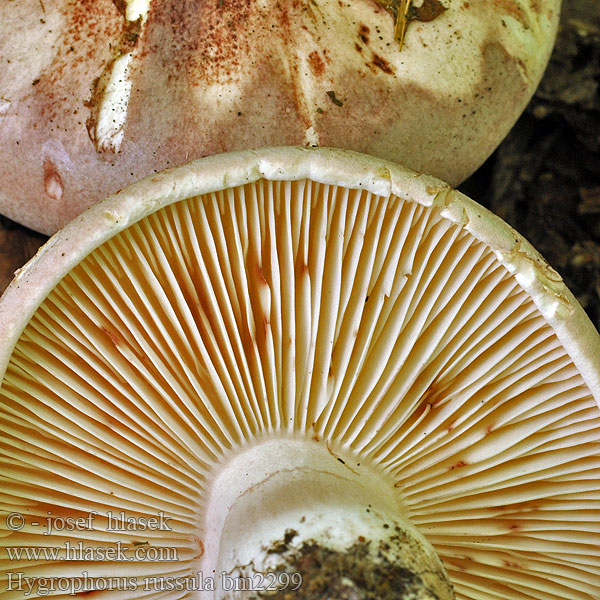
[112,0,127,17]
[358,24,370,45]
[491,0,530,28]
[43,160,64,202]
[371,54,394,75]
[308,50,325,77]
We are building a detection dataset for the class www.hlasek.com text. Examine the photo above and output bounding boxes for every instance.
[6,541,178,562]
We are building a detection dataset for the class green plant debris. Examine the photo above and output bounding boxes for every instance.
[375,0,447,48]
[326,91,344,107]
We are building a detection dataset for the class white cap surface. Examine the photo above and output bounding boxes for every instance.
[0,0,560,233]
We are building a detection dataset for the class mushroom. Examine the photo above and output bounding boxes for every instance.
[1,147,599,598]
[0,0,560,234]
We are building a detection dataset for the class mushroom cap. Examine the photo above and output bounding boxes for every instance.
[0,0,560,234]
[1,147,599,598]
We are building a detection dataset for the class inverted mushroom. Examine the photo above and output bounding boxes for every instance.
[1,147,599,599]
[0,0,560,234]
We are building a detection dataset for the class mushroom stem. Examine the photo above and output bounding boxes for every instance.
[203,439,454,599]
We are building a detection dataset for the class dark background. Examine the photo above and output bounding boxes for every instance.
[1,0,599,332]
[460,0,600,332]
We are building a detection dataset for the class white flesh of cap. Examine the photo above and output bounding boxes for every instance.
[93,0,151,152]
